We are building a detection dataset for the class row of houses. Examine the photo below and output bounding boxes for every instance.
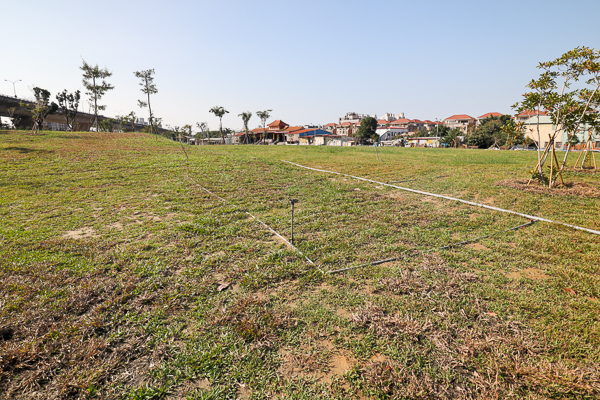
[228,112,514,145]
[231,120,354,146]
[223,110,598,149]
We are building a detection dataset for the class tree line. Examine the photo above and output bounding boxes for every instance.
[4,60,158,135]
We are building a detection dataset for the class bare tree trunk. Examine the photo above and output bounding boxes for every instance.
[93,76,99,132]
[147,87,154,136]
[535,101,542,175]
[219,117,225,144]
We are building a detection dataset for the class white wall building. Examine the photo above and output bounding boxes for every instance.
[376,126,408,140]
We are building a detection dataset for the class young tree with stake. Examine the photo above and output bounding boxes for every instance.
[513,46,600,187]
[134,69,158,135]
[22,87,58,134]
[126,111,136,132]
[56,89,81,131]
[80,60,114,132]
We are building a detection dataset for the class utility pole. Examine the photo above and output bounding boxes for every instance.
[5,79,21,98]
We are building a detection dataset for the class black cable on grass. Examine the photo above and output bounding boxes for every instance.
[325,220,536,274]
[434,220,535,251]
[389,179,417,184]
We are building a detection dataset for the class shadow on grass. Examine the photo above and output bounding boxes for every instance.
[55,134,88,139]
[2,146,54,154]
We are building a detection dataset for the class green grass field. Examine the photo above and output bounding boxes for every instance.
[1,130,599,399]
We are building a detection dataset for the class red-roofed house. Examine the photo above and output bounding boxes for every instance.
[444,114,476,134]
[478,112,503,119]
[268,120,288,131]
[337,122,358,136]
[516,110,547,122]
[241,120,294,143]
[323,123,338,134]
[390,118,410,129]
[477,112,505,126]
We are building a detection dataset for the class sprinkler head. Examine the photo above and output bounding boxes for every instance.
[290,199,299,205]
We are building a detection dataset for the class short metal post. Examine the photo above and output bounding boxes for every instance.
[290,199,298,245]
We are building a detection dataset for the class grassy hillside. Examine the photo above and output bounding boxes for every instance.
[1,130,599,399]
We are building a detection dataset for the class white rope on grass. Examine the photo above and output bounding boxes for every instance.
[176,142,317,267]
[184,176,318,268]
[281,160,600,237]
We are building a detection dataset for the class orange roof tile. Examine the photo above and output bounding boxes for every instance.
[445,114,475,121]
[518,110,547,116]
[478,112,504,119]
[268,120,288,129]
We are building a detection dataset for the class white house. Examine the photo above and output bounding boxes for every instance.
[376,126,407,140]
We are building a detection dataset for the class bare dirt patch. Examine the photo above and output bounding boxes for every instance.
[506,268,550,280]
[62,227,98,239]
[278,344,355,384]
[106,222,123,230]
[322,354,353,383]
[387,192,406,200]
[497,179,600,198]
[272,234,293,249]
[466,243,490,251]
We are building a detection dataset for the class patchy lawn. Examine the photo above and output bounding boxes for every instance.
[1,130,599,399]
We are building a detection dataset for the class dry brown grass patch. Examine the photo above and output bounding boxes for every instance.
[497,179,600,197]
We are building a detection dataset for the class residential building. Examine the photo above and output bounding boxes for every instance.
[376,126,407,140]
[336,121,358,136]
[523,115,597,150]
[338,112,376,125]
[516,110,546,123]
[477,112,504,126]
[381,112,403,122]
[390,118,410,129]
[323,123,338,134]
[407,137,440,147]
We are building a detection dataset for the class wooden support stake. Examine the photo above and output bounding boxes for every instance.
[552,145,564,186]
[549,145,555,188]
[528,140,552,186]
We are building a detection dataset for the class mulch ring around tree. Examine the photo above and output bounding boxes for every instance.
[496,179,600,198]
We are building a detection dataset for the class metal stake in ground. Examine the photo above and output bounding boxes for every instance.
[290,199,298,245]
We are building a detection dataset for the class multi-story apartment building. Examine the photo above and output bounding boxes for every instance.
[338,112,377,125]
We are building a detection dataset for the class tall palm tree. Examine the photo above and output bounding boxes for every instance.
[209,106,229,144]
[256,110,272,144]
[239,112,252,144]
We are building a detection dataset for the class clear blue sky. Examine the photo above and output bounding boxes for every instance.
[2,0,599,130]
